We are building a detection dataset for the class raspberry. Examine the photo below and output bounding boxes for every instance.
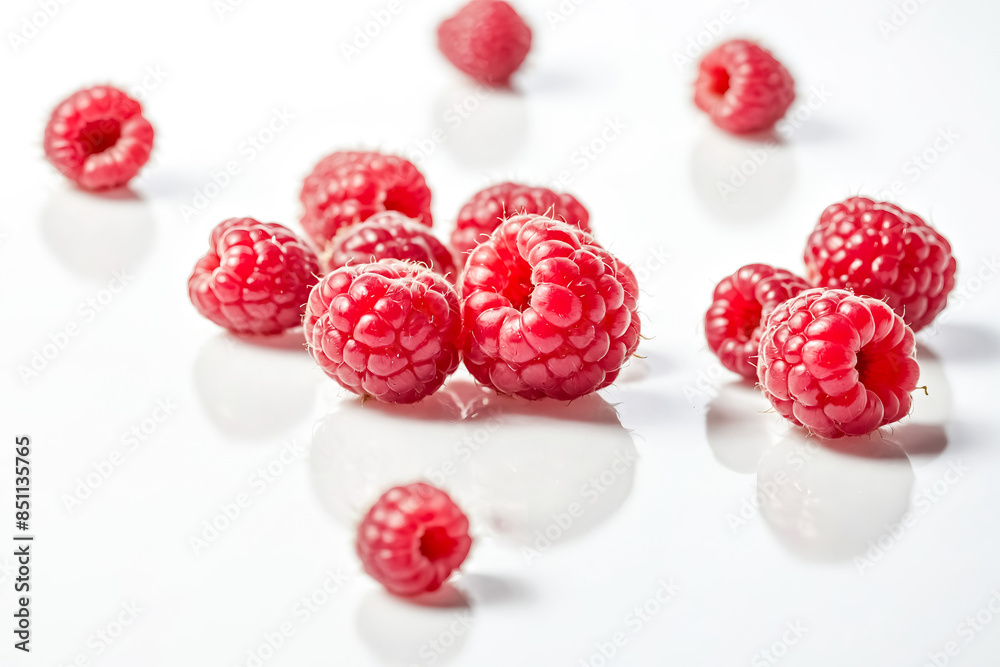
[705,264,810,380]
[323,211,458,281]
[44,85,155,191]
[189,218,320,335]
[357,482,472,597]
[461,215,640,400]
[804,196,957,332]
[451,182,590,256]
[437,0,532,85]
[757,288,920,439]
[694,39,795,134]
[304,260,462,403]
[300,150,433,249]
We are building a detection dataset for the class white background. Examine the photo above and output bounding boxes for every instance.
[2,0,1000,665]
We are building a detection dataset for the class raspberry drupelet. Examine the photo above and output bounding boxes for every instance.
[188,218,320,335]
[451,182,590,256]
[756,288,920,439]
[804,196,957,332]
[304,260,462,404]
[694,39,795,134]
[461,215,640,400]
[300,150,433,249]
[437,0,532,85]
[44,85,154,190]
[705,263,810,380]
[356,482,472,597]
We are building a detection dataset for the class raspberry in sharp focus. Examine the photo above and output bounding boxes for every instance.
[44,85,155,191]
[804,196,957,332]
[694,39,795,134]
[705,263,810,380]
[188,218,320,335]
[299,150,433,249]
[756,287,920,439]
[461,214,641,400]
[324,211,458,282]
[357,482,472,597]
[437,0,532,85]
[304,260,462,404]
[450,182,590,256]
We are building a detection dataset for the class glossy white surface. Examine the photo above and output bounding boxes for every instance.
[2,0,1000,665]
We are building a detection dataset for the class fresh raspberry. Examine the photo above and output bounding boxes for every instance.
[44,85,155,191]
[461,215,640,400]
[757,288,920,439]
[188,218,320,335]
[304,260,462,403]
[694,39,795,134]
[300,150,433,249]
[437,0,532,85]
[804,196,957,332]
[451,182,590,256]
[323,211,458,281]
[357,482,472,597]
[705,264,810,380]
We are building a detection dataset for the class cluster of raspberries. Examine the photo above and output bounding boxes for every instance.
[187,151,640,405]
[705,197,956,439]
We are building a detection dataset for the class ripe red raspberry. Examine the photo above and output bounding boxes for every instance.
[44,85,154,191]
[189,218,320,334]
[323,211,458,281]
[705,264,810,380]
[304,261,462,403]
[437,0,532,85]
[299,150,433,249]
[357,482,472,597]
[694,39,795,134]
[461,215,640,400]
[804,196,957,332]
[757,288,920,439]
[451,182,590,256]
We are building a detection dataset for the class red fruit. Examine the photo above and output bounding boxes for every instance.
[694,39,795,134]
[357,482,472,597]
[44,85,154,190]
[461,215,640,400]
[304,260,462,403]
[804,196,957,332]
[705,264,810,379]
[189,218,320,334]
[451,182,590,256]
[324,211,458,281]
[300,150,433,249]
[757,287,920,439]
[437,0,532,85]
